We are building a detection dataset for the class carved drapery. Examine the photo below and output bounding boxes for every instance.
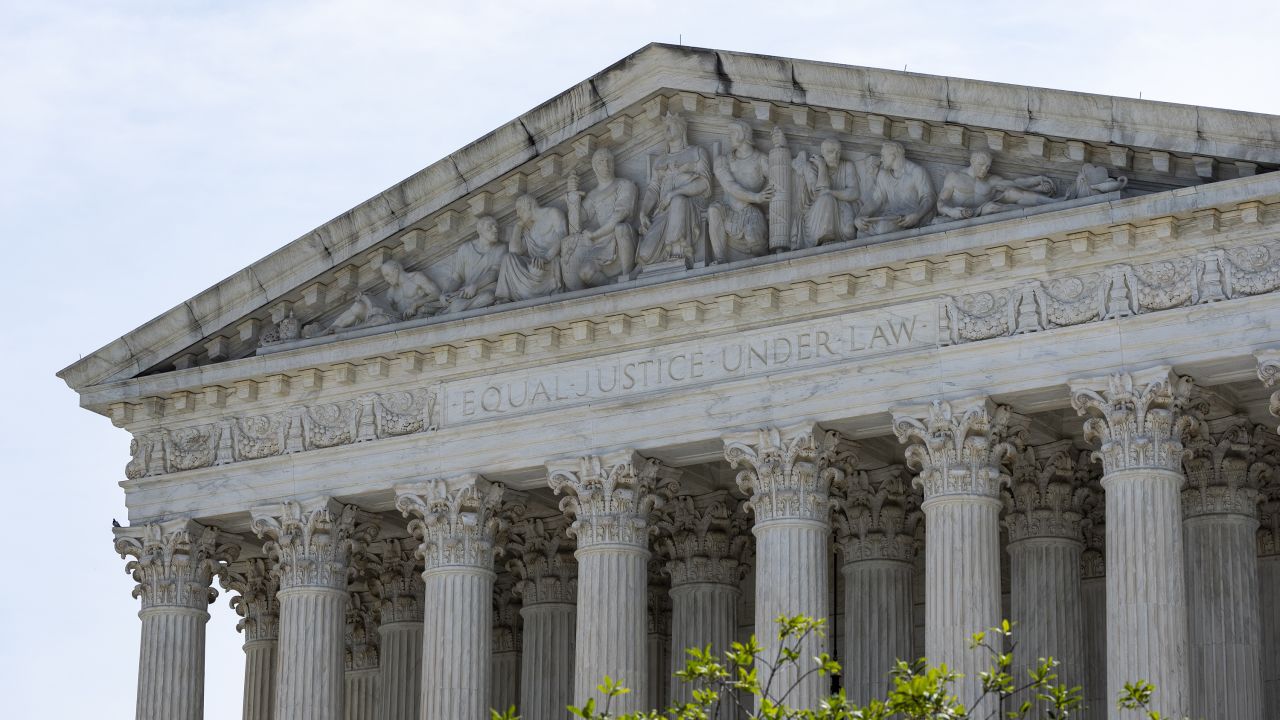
[723,422,850,523]
[1069,367,1202,475]
[547,450,677,548]
[250,498,378,591]
[114,519,239,611]
[222,558,280,642]
[892,398,1016,501]
[833,464,920,563]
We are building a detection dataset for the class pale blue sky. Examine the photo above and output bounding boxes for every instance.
[3,1,1278,716]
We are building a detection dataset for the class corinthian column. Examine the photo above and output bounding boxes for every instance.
[1258,349,1280,717]
[114,519,238,720]
[1182,417,1268,720]
[396,474,509,720]
[1003,441,1087,711]
[370,539,423,720]
[345,592,380,720]
[491,575,522,715]
[724,423,848,710]
[893,398,1013,715]
[656,493,746,717]
[1071,367,1199,719]
[831,465,919,705]
[647,569,673,712]
[251,498,378,720]
[222,559,280,720]
[508,518,577,720]
[547,450,676,713]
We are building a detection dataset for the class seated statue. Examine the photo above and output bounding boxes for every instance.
[1063,163,1128,199]
[708,119,774,263]
[637,112,712,267]
[439,215,507,314]
[496,194,566,302]
[794,136,859,248]
[561,148,638,290]
[935,151,1057,222]
[855,141,936,235]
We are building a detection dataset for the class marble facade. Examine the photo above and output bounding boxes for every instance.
[62,44,1280,720]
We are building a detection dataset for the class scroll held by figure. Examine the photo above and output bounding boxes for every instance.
[637,112,712,267]
[855,141,936,236]
[562,148,638,290]
[935,151,1057,222]
[708,119,774,264]
[496,194,566,302]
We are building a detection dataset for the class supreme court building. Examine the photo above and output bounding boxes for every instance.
[59,45,1280,720]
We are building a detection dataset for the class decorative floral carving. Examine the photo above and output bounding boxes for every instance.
[368,538,424,625]
[1079,467,1106,579]
[167,425,217,472]
[507,517,577,605]
[1223,243,1280,296]
[892,398,1016,501]
[221,558,280,641]
[303,401,357,449]
[250,498,379,591]
[1070,367,1202,475]
[833,465,921,563]
[345,591,380,671]
[654,493,749,586]
[547,451,678,548]
[396,474,510,571]
[724,423,851,524]
[493,575,522,654]
[1259,352,1280,432]
[114,519,239,611]
[1003,440,1089,543]
[1181,417,1272,519]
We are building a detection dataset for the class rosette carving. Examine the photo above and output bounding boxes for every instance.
[654,493,749,586]
[507,517,577,605]
[221,558,280,641]
[892,398,1016,501]
[1182,417,1272,519]
[833,464,921,563]
[345,591,380,671]
[250,497,379,591]
[1003,440,1089,543]
[396,474,510,571]
[369,538,424,624]
[1070,367,1203,475]
[114,518,239,611]
[547,450,678,548]
[723,422,851,524]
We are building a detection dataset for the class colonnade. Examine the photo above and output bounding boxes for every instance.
[112,363,1280,720]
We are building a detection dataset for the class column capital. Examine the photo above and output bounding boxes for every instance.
[1070,366,1203,475]
[833,465,921,563]
[892,397,1016,502]
[494,575,523,654]
[547,449,678,548]
[221,557,280,641]
[345,591,380,672]
[1004,440,1089,543]
[507,517,577,605]
[1258,349,1280,429]
[114,518,239,611]
[396,474,513,572]
[250,497,379,591]
[723,421,852,524]
[655,492,749,586]
[1080,472,1107,579]
[1183,416,1272,519]
[369,538,424,624]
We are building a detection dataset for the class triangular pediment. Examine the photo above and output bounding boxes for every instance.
[59,43,1280,395]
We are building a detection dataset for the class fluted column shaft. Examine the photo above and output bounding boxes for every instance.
[1080,576,1107,720]
[1184,513,1263,720]
[647,614,671,711]
[276,586,347,719]
[754,519,830,706]
[574,544,649,711]
[1260,556,1280,712]
[243,639,278,720]
[841,559,913,704]
[491,647,521,715]
[376,623,422,720]
[1008,538,1085,698]
[669,583,738,711]
[519,603,576,720]
[421,568,494,717]
[136,607,209,720]
[923,496,1002,705]
[344,669,379,720]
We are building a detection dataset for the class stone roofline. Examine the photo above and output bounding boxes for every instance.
[58,42,1280,392]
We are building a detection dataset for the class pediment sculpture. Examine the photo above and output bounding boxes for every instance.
[269,109,1130,349]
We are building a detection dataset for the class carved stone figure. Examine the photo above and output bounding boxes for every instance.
[496,194,566,302]
[794,137,860,248]
[381,258,443,318]
[1063,163,1128,199]
[637,112,712,267]
[562,148,638,290]
[707,119,774,263]
[855,141,936,235]
[935,151,1057,222]
[305,292,397,337]
[440,215,507,313]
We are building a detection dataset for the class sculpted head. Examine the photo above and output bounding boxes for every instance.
[727,119,752,149]
[969,150,993,178]
[515,194,537,222]
[476,215,499,243]
[663,111,689,146]
[379,258,404,285]
[591,148,616,182]
[881,141,905,171]
[820,137,843,167]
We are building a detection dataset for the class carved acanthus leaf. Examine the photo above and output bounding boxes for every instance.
[250,497,379,591]
[1182,417,1273,519]
[345,591,380,671]
[220,558,280,641]
[114,519,239,611]
[547,450,678,548]
[396,475,512,571]
[723,423,851,524]
[507,517,577,605]
[833,465,921,562]
[654,492,749,586]
[1003,440,1090,543]
[1070,367,1203,475]
[368,538,424,625]
[892,398,1016,501]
